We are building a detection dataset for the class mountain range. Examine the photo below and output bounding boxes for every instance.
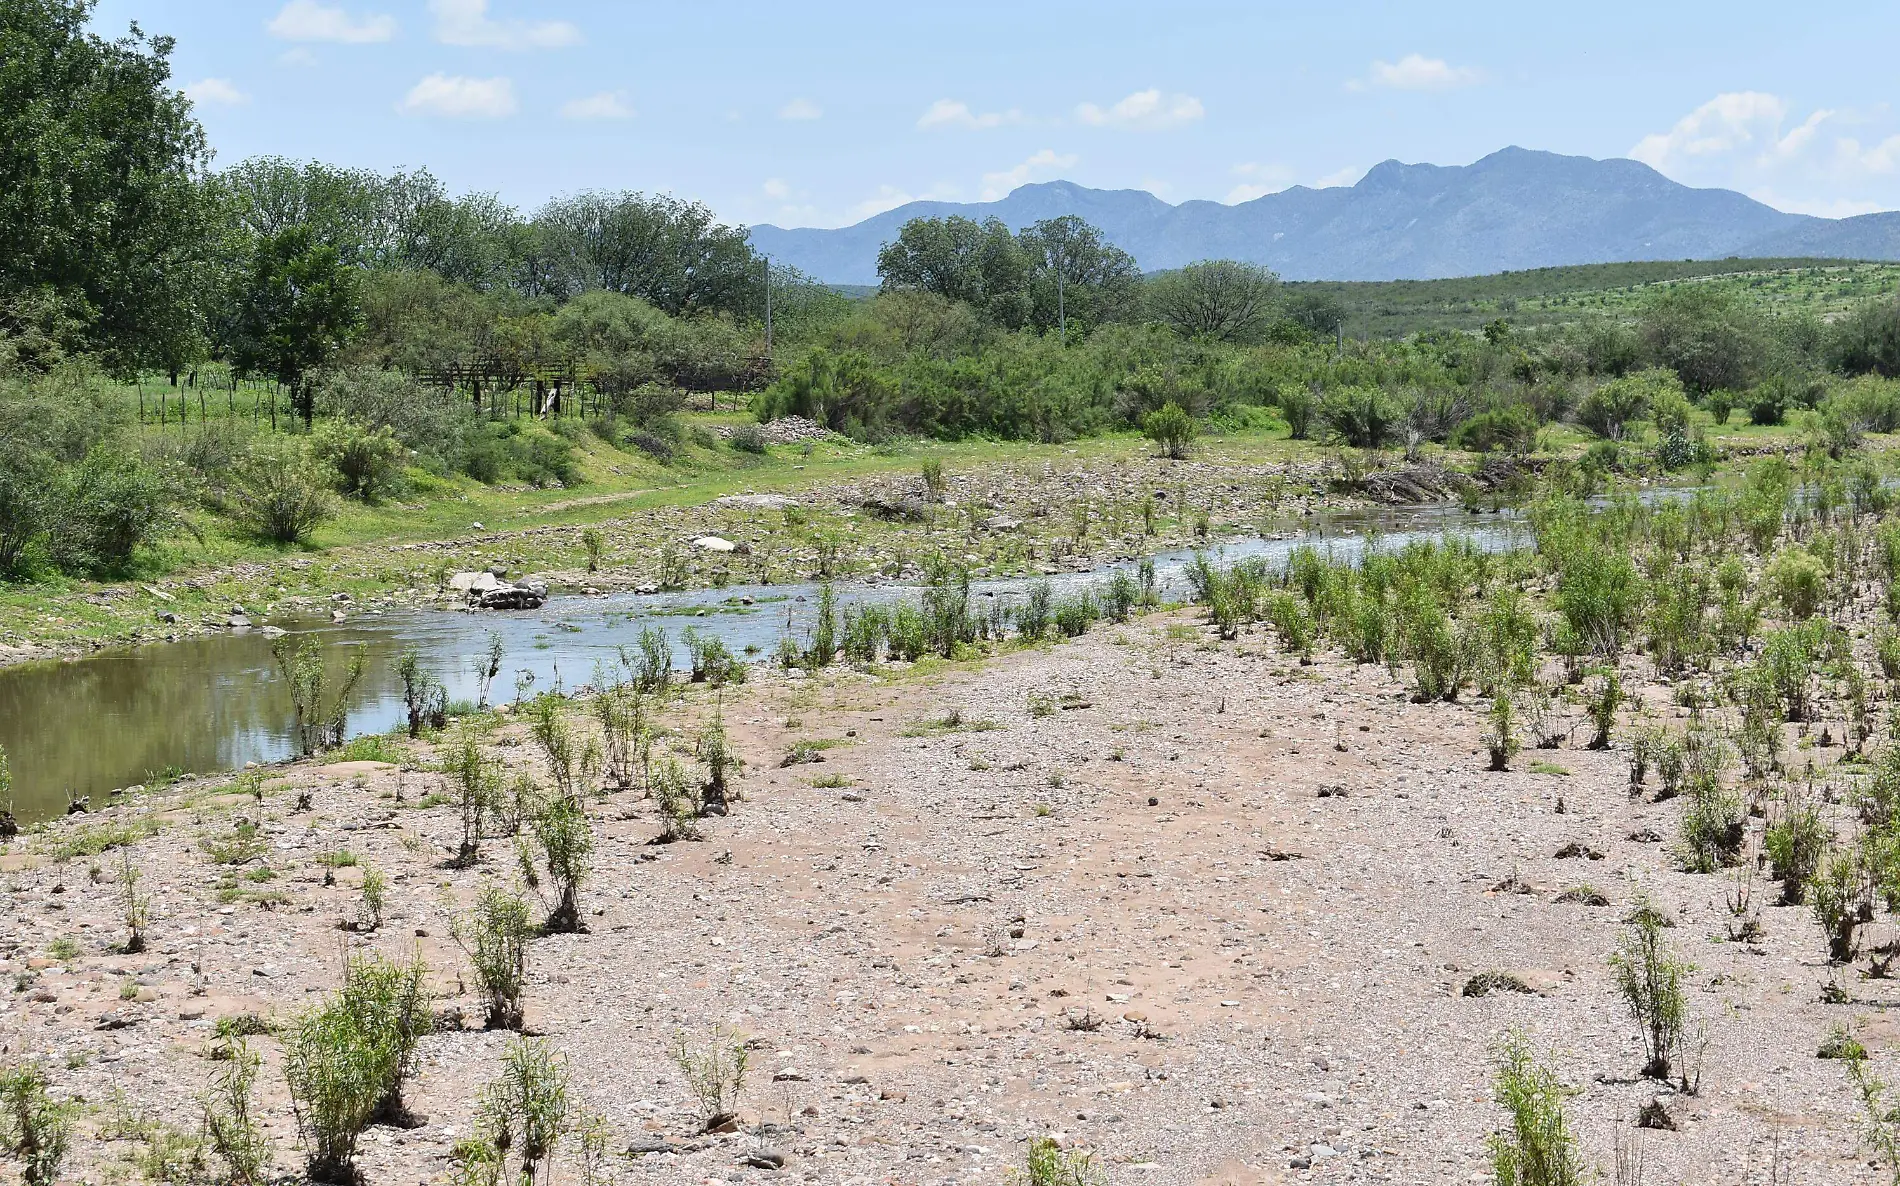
[747,147,1900,285]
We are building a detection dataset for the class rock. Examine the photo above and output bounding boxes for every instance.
[742,1148,787,1170]
[473,579,548,611]
[858,495,928,522]
[693,536,739,553]
[715,494,800,510]
[227,614,251,629]
[1356,464,1472,505]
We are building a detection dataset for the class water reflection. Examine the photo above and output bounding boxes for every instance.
[0,502,1523,823]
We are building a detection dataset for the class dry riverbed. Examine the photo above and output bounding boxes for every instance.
[0,614,1881,1184]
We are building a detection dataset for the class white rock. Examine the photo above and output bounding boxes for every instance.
[692,536,738,553]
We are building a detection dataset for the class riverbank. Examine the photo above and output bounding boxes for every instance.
[0,608,1881,1184]
[0,424,1356,670]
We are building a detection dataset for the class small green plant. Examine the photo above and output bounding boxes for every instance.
[271,635,368,757]
[203,1036,273,1185]
[672,1025,748,1132]
[455,886,532,1030]
[0,1063,76,1184]
[1585,668,1621,750]
[696,712,744,816]
[580,527,604,572]
[118,849,149,954]
[355,866,386,932]
[523,794,593,932]
[46,937,79,962]
[1609,904,1691,1082]
[394,647,448,738]
[1484,693,1520,772]
[920,457,946,501]
[1812,847,1871,963]
[1765,788,1831,904]
[1848,1057,1900,1181]
[1485,1031,1585,1186]
[1821,1023,1869,1062]
[1010,1135,1107,1186]
[201,818,268,866]
[1144,401,1198,461]
[466,1038,570,1186]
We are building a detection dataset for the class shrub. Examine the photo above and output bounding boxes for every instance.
[1609,906,1691,1081]
[48,448,187,577]
[230,439,340,545]
[727,422,767,453]
[1484,694,1520,772]
[1276,383,1317,439]
[1765,548,1826,621]
[455,886,532,1030]
[272,636,367,756]
[696,714,743,815]
[1318,385,1402,447]
[203,1036,272,1185]
[1052,591,1101,639]
[472,1039,570,1186]
[1577,371,1669,441]
[282,996,397,1181]
[1018,1136,1108,1186]
[672,1026,748,1132]
[0,1062,74,1185]
[395,647,447,739]
[1677,779,1747,873]
[1765,791,1830,904]
[337,951,428,1124]
[1812,848,1870,963]
[1486,1032,1585,1186]
[312,419,405,501]
[1015,581,1054,641]
[1452,405,1539,454]
[355,867,386,932]
[525,795,593,933]
[1143,401,1198,460]
[1101,571,1138,624]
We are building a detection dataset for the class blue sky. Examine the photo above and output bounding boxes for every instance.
[94,1,1900,227]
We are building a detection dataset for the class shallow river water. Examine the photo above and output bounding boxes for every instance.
[0,503,1525,823]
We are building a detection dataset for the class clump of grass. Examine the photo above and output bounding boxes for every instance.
[1820,1023,1869,1062]
[1484,693,1520,772]
[672,1025,748,1133]
[1486,1031,1585,1186]
[455,886,532,1031]
[46,937,79,962]
[354,867,386,933]
[118,850,149,954]
[200,819,268,866]
[43,817,158,861]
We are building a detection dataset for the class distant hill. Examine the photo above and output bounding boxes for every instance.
[748,147,1900,285]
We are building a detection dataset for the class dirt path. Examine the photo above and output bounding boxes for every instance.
[0,618,1873,1184]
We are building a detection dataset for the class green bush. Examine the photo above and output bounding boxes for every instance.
[312,419,406,501]
[0,1062,74,1185]
[229,440,339,545]
[1142,401,1198,459]
[48,448,186,576]
[1318,385,1402,447]
[525,794,593,933]
[1609,905,1692,1081]
[1451,404,1538,453]
[1485,1032,1585,1186]
[1765,547,1827,621]
[455,886,532,1030]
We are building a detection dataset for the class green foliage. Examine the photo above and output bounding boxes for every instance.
[1485,1032,1585,1186]
[229,438,340,544]
[282,965,414,1183]
[0,1061,74,1185]
[225,227,363,422]
[1142,400,1198,459]
[311,418,405,501]
[1147,259,1280,343]
[271,635,367,756]
[472,1039,570,1185]
[1484,694,1520,772]
[1318,384,1402,447]
[1609,905,1692,1081]
[525,793,593,932]
[203,1036,272,1185]
[671,1026,748,1131]
[1013,1136,1108,1186]
[1765,547,1827,621]
[1765,791,1830,904]
[455,885,532,1030]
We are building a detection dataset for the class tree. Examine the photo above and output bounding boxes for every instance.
[0,0,213,376]
[225,227,362,423]
[533,191,759,316]
[1833,295,1900,378]
[1639,285,1765,395]
[876,216,1029,327]
[1143,402,1198,460]
[1281,288,1345,339]
[1147,260,1280,342]
[1019,216,1141,334]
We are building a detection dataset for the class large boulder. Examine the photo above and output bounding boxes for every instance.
[474,578,548,610]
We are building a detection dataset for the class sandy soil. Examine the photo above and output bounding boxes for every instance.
[0,614,1880,1185]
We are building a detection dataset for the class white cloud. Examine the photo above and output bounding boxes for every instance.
[762,178,791,200]
[1226,161,1295,203]
[1629,91,1795,169]
[278,47,319,67]
[398,73,517,118]
[560,91,633,120]
[1075,88,1203,131]
[1359,54,1479,92]
[917,99,1020,130]
[981,148,1079,200]
[267,0,395,43]
[846,185,920,221]
[1630,91,1900,215]
[429,0,579,50]
[778,98,823,121]
[1314,165,1365,189]
[182,78,248,107]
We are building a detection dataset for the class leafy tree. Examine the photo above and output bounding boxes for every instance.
[876,215,1030,327]
[1281,288,1345,338]
[0,0,212,376]
[1639,285,1765,394]
[1147,260,1280,342]
[1833,295,1900,378]
[1019,215,1141,334]
[533,191,759,316]
[224,227,362,423]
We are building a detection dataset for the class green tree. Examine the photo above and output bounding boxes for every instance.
[0,0,212,376]
[1146,260,1281,343]
[1640,285,1765,395]
[1019,215,1141,334]
[876,215,1030,327]
[533,191,759,316]
[225,227,362,424]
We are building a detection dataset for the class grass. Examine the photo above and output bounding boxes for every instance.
[898,708,1002,737]
[39,817,160,861]
[1528,761,1571,776]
